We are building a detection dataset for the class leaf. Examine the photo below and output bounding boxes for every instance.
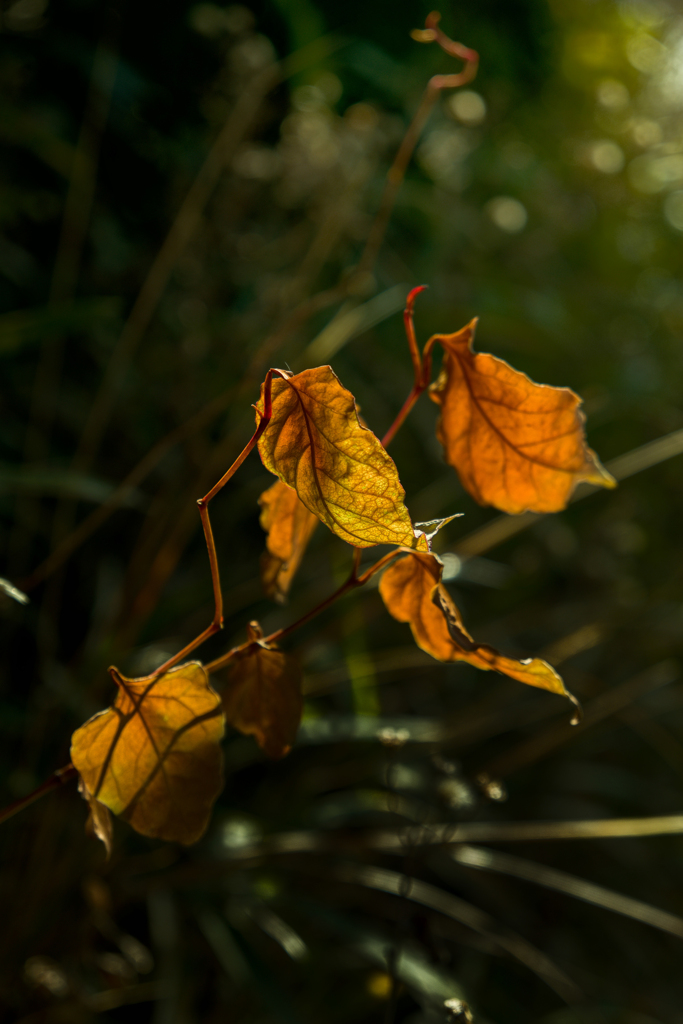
[258,479,318,603]
[223,623,302,759]
[428,319,615,514]
[79,779,113,859]
[379,551,577,708]
[413,513,463,548]
[255,366,419,548]
[71,662,224,845]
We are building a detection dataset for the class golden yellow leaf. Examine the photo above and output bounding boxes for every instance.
[379,551,576,704]
[428,319,615,514]
[255,366,418,548]
[71,662,224,845]
[223,623,302,759]
[258,479,318,603]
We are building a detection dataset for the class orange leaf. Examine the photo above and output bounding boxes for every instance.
[255,366,418,548]
[71,662,224,845]
[379,551,577,709]
[223,622,302,759]
[428,319,615,514]
[259,479,318,603]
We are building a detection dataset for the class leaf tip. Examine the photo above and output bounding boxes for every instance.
[569,692,583,726]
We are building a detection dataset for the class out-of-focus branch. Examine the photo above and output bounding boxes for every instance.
[355,12,478,280]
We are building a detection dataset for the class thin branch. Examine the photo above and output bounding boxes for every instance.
[355,13,478,280]
[0,764,77,828]
[150,371,281,678]
[18,383,239,591]
[381,289,437,448]
[71,62,280,479]
[204,548,403,675]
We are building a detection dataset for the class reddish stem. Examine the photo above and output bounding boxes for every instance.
[150,369,287,678]
[0,764,77,828]
[381,384,423,449]
[381,290,437,449]
[356,15,478,281]
[204,549,403,675]
[404,285,429,383]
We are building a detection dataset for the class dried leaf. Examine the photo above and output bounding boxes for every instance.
[256,367,418,548]
[71,662,224,845]
[258,479,318,602]
[79,778,113,859]
[413,513,463,548]
[429,319,615,514]
[379,551,576,704]
[223,622,302,759]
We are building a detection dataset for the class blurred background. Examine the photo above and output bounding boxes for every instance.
[2,0,683,1020]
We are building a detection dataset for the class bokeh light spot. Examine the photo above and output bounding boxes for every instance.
[486,196,527,232]
[589,140,625,173]
[663,190,683,230]
[597,79,630,109]
[448,90,486,125]
[367,972,393,998]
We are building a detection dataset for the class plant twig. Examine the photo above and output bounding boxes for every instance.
[355,12,478,280]
[204,548,403,674]
[381,286,437,447]
[0,764,77,827]
[150,371,284,678]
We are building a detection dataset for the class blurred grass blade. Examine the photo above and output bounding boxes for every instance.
[219,811,683,863]
[0,298,121,356]
[335,861,581,1003]
[439,814,683,843]
[196,909,250,985]
[302,284,407,364]
[0,577,28,605]
[481,659,678,779]
[297,714,444,743]
[0,464,144,506]
[453,844,683,939]
[354,934,467,1005]
[246,905,307,961]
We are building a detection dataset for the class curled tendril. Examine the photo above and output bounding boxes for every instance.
[411,11,479,90]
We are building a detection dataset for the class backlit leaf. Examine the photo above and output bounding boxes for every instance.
[259,479,318,603]
[428,319,615,514]
[71,662,224,845]
[379,551,576,704]
[223,622,302,759]
[255,366,418,548]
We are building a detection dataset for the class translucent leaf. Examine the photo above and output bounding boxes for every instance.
[71,662,224,845]
[223,622,302,759]
[428,319,615,514]
[258,479,318,602]
[379,551,576,705]
[255,366,418,548]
